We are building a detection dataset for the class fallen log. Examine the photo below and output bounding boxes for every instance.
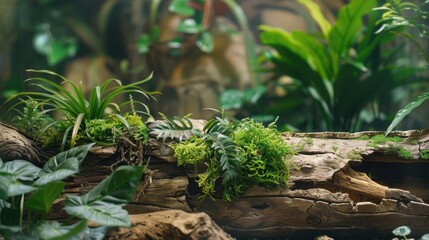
[1,122,429,239]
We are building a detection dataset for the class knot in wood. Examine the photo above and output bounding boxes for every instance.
[306,214,321,226]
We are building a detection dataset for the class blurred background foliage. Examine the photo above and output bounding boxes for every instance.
[0,0,428,132]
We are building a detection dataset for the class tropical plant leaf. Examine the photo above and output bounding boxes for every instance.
[64,196,131,227]
[386,92,429,136]
[63,166,144,226]
[169,0,195,16]
[298,0,331,38]
[26,181,65,214]
[35,143,94,186]
[0,160,41,181]
[328,0,377,57]
[80,165,144,205]
[36,220,87,240]
[151,113,198,142]
[0,175,36,199]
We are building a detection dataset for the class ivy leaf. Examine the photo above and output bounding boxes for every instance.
[26,181,65,214]
[386,92,429,136]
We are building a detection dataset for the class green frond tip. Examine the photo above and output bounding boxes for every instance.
[150,113,200,143]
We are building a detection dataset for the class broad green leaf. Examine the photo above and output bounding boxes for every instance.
[196,31,214,53]
[244,85,266,104]
[81,165,144,205]
[0,176,36,199]
[34,157,79,186]
[26,181,65,214]
[0,160,41,181]
[0,224,22,235]
[220,89,245,109]
[36,220,87,240]
[44,143,94,167]
[64,197,131,227]
[328,0,377,57]
[169,0,195,16]
[386,92,429,136]
[298,0,332,38]
[177,18,202,34]
[47,40,78,66]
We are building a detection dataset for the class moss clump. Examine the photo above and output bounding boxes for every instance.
[173,118,291,201]
[420,150,429,160]
[356,135,370,140]
[384,144,413,160]
[85,113,148,145]
[367,134,403,148]
[347,149,361,160]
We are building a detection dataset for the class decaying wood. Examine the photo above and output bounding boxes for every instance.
[2,120,429,239]
[0,122,42,163]
[105,210,233,240]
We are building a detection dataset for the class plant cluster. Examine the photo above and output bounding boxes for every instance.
[0,143,144,240]
[154,113,292,201]
[258,0,420,131]
[3,69,155,150]
[375,0,429,135]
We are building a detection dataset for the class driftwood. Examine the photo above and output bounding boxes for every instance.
[0,122,42,163]
[1,122,429,239]
[105,210,233,240]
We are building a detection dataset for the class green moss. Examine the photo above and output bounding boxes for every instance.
[173,118,291,201]
[85,117,123,144]
[367,134,403,148]
[332,145,338,152]
[420,150,429,160]
[347,149,361,160]
[384,144,413,160]
[173,137,210,166]
[356,135,370,140]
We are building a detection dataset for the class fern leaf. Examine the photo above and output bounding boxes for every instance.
[203,132,240,184]
[204,117,233,136]
[150,113,199,142]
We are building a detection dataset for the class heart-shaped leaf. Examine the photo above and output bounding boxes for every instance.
[0,160,41,181]
[26,181,65,214]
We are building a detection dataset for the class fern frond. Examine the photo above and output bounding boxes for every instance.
[204,117,233,136]
[151,113,200,143]
[203,132,241,184]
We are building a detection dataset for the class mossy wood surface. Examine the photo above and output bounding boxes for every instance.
[1,121,429,239]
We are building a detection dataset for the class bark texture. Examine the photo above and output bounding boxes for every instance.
[0,122,41,163]
[105,210,233,240]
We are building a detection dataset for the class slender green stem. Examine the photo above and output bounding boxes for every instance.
[19,194,24,226]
